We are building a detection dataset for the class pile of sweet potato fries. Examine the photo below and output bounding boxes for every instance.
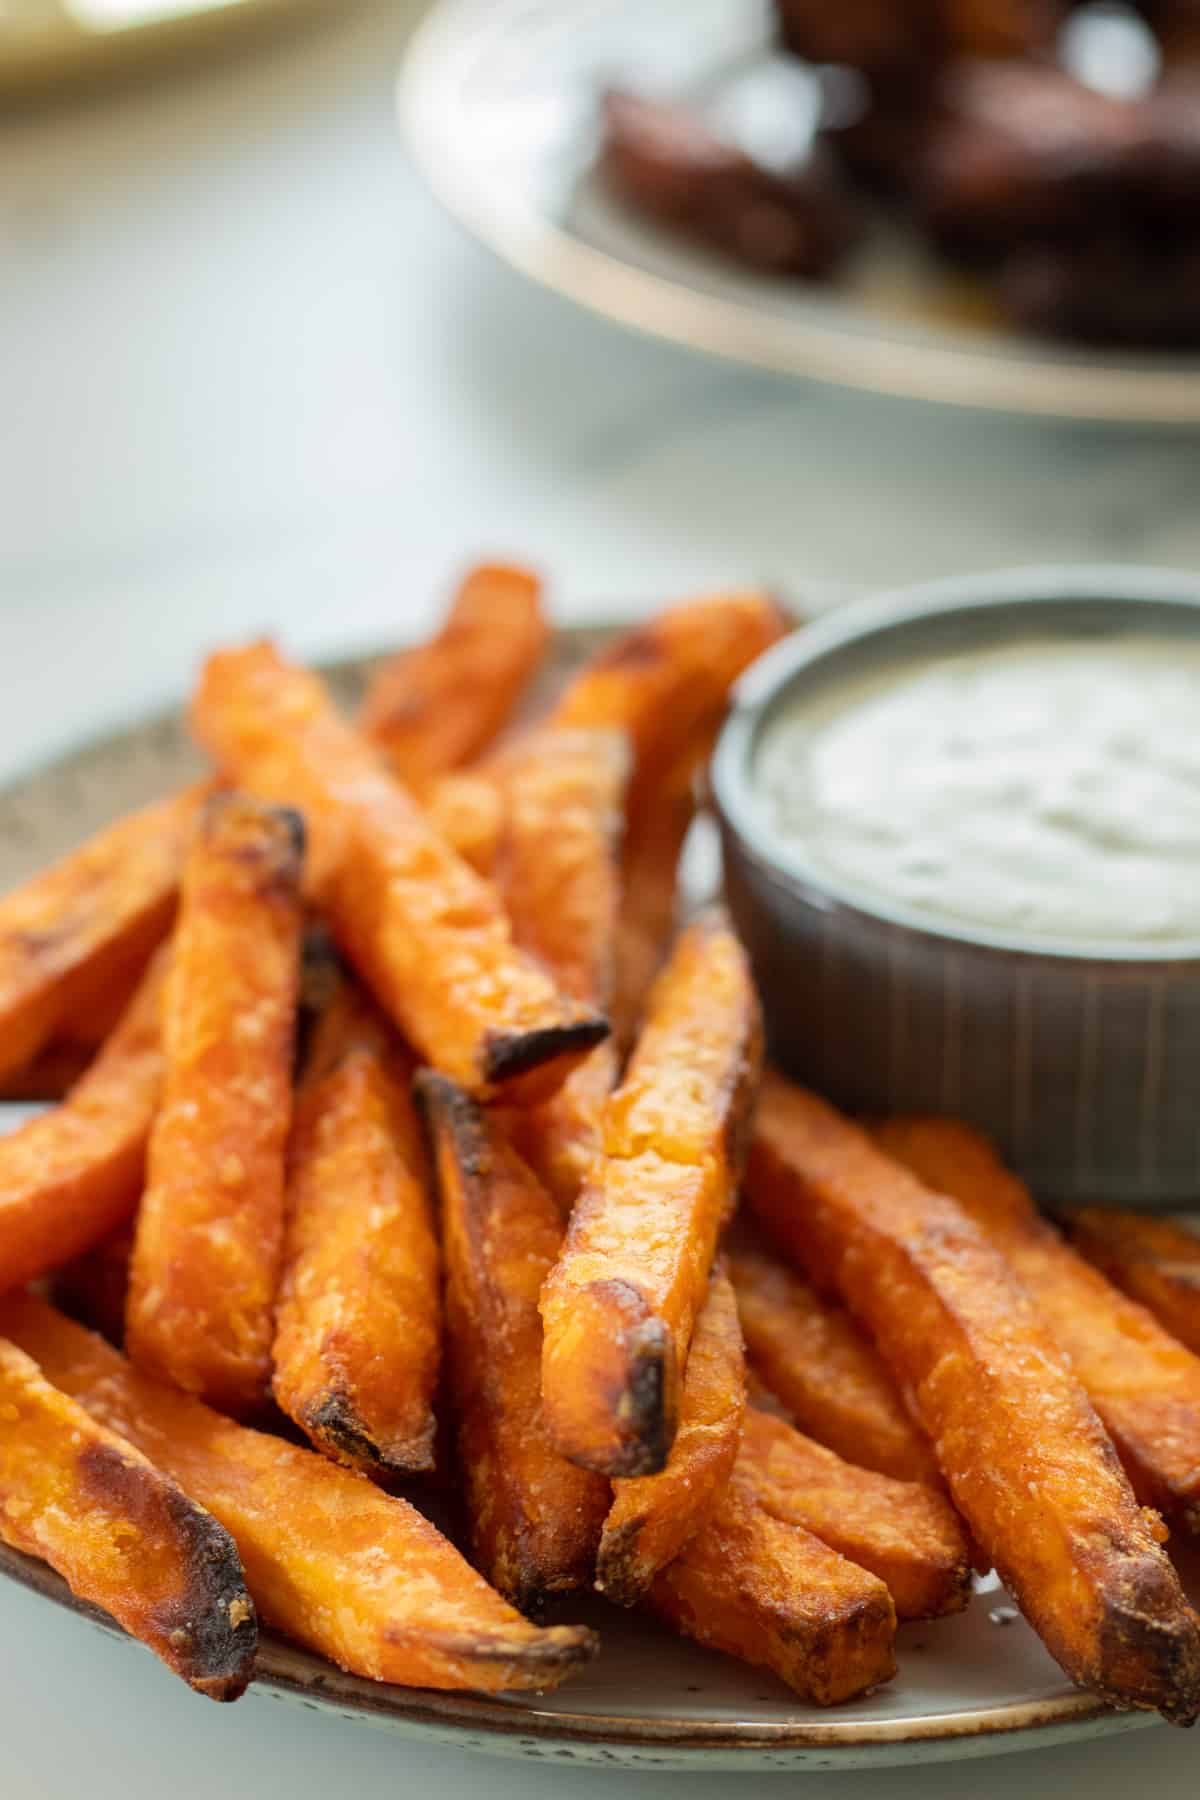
[0,565,1199,1725]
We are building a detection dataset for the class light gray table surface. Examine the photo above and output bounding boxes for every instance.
[2,3,1200,1793]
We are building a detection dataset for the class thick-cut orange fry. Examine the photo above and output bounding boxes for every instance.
[541,908,762,1477]
[597,1264,745,1606]
[424,772,506,877]
[495,727,629,1213]
[273,983,440,1474]
[0,947,166,1294]
[1066,1208,1200,1359]
[0,1335,255,1700]
[611,746,702,1052]
[126,794,304,1417]
[0,785,201,1087]
[419,1073,609,1614]
[360,564,547,791]
[1,1296,596,1694]
[51,1222,134,1346]
[727,1231,940,1486]
[646,1450,896,1705]
[746,1074,1200,1724]
[191,642,607,1100]
[875,1119,1200,1534]
[738,1406,971,1622]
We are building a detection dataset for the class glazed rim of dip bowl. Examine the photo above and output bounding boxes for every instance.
[711,566,1200,1207]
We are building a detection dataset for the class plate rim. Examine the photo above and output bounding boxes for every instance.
[398,0,1200,426]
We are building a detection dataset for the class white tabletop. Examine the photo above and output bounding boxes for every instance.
[2,3,1200,1793]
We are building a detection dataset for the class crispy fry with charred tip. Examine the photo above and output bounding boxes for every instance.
[191,641,608,1100]
[1066,1208,1200,1360]
[0,1334,256,1700]
[0,784,203,1088]
[597,1264,745,1607]
[360,564,547,791]
[875,1118,1200,1535]
[424,772,506,877]
[0,946,167,1295]
[646,1450,897,1705]
[541,908,762,1477]
[746,1074,1200,1724]
[0,1296,597,1694]
[51,1223,134,1346]
[494,727,629,1214]
[419,1072,609,1614]
[738,1407,971,1622]
[126,794,304,1417]
[273,982,440,1475]
[727,1228,940,1485]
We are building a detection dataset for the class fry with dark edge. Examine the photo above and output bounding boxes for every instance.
[646,1449,897,1705]
[597,1263,745,1606]
[0,784,202,1087]
[126,794,304,1417]
[1066,1208,1200,1360]
[273,981,440,1474]
[0,1334,256,1700]
[728,1228,941,1485]
[738,1405,971,1622]
[191,641,607,1100]
[360,564,547,792]
[1,1296,598,1693]
[745,1073,1200,1724]
[419,1073,609,1614]
[541,907,762,1477]
[495,727,629,1214]
[0,946,166,1295]
[875,1118,1200,1534]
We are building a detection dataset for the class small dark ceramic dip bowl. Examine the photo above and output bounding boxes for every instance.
[712,566,1200,1208]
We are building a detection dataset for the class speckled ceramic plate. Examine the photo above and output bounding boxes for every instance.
[0,638,1187,1770]
[399,0,1200,425]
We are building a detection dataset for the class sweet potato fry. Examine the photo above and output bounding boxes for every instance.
[0,1334,255,1700]
[51,1222,134,1345]
[738,1406,971,1622]
[360,564,547,791]
[727,1229,941,1485]
[424,772,506,877]
[745,1074,1200,1723]
[1066,1208,1200,1359]
[541,908,762,1476]
[0,1296,596,1694]
[610,745,702,1053]
[0,785,201,1087]
[419,1073,609,1613]
[126,794,304,1417]
[646,1450,897,1705]
[597,1264,745,1606]
[494,727,628,1213]
[273,982,440,1474]
[0,946,166,1294]
[875,1119,1200,1534]
[191,641,607,1099]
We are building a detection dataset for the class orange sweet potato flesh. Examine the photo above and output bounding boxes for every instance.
[727,1230,941,1486]
[876,1118,1200,1536]
[1,1296,598,1693]
[610,744,703,1054]
[0,785,201,1087]
[597,1264,745,1606]
[646,1448,897,1705]
[191,641,607,1100]
[126,794,304,1417]
[738,1407,971,1622]
[1067,1208,1200,1360]
[419,1073,609,1614]
[0,947,167,1295]
[494,727,629,1214]
[541,908,762,1477]
[360,564,547,793]
[0,1334,256,1699]
[745,1074,1200,1724]
[424,773,506,878]
[273,984,440,1474]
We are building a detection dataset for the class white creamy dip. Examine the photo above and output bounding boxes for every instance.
[755,632,1200,945]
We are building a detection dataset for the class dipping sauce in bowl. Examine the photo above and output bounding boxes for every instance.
[713,569,1200,1208]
